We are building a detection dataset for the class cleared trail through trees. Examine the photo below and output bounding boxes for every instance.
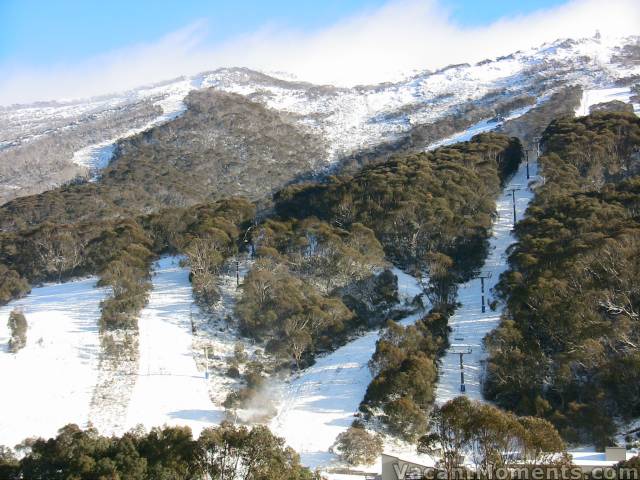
[270,269,425,469]
[123,256,216,436]
[434,154,537,404]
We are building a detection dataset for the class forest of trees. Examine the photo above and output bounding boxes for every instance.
[263,133,523,439]
[419,397,569,477]
[331,423,383,466]
[359,308,450,441]
[218,133,523,417]
[275,133,522,300]
[234,218,390,368]
[484,112,640,447]
[0,423,315,480]
[0,197,255,331]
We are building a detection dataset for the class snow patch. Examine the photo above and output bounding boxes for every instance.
[0,278,108,447]
[575,86,639,116]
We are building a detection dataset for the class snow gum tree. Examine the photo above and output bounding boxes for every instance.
[7,309,27,353]
[419,397,567,476]
[332,425,383,466]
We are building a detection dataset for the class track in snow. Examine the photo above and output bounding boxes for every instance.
[71,78,201,180]
[123,256,218,436]
[270,269,425,469]
[434,157,537,403]
[0,278,107,447]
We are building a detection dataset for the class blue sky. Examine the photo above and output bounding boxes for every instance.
[1,0,637,104]
[1,0,569,65]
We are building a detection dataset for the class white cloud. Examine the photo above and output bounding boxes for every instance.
[1,0,639,104]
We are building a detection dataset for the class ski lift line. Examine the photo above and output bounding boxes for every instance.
[505,187,522,227]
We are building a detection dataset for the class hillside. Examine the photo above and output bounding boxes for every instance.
[0,32,640,480]
[1,35,639,210]
[485,112,640,448]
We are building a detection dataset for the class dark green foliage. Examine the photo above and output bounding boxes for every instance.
[251,218,386,295]
[0,197,256,329]
[236,257,354,368]
[0,89,321,231]
[539,112,640,191]
[7,309,27,352]
[485,112,640,447]
[235,217,388,367]
[94,220,155,330]
[340,268,399,327]
[294,134,521,440]
[275,133,522,287]
[419,397,567,476]
[0,265,29,306]
[361,308,450,440]
[0,423,314,480]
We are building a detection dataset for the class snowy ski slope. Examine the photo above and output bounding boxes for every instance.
[123,256,217,437]
[271,155,541,472]
[575,86,640,116]
[434,157,537,403]
[270,269,425,469]
[0,278,108,447]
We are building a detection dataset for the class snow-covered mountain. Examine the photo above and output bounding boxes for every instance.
[1,34,640,477]
[1,34,638,205]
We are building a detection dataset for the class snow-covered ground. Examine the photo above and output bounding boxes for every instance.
[0,254,260,445]
[202,35,639,166]
[72,78,200,179]
[434,157,537,403]
[0,278,108,447]
[575,86,640,116]
[270,269,425,469]
[191,254,258,409]
[2,35,638,190]
[269,145,543,473]
[122,256,216,437]
[427,103,537,150]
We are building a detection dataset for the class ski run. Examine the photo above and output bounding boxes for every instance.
[434,155,537,403]
[0,277,108,447]
[121,256,216,437]
[0,151,556,467]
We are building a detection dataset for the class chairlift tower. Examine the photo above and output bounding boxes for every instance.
[478,270,493,313]
[450,346,473,393]
[506,186,522,228]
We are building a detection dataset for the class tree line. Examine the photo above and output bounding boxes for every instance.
[222,133,522,419]
[268,133,522,439]
[484,112,640,448]
[275,132,522,302]
[0,197,255,332]
[0,423,315,480]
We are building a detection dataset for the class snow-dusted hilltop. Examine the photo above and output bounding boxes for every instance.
[1,35,638,205]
